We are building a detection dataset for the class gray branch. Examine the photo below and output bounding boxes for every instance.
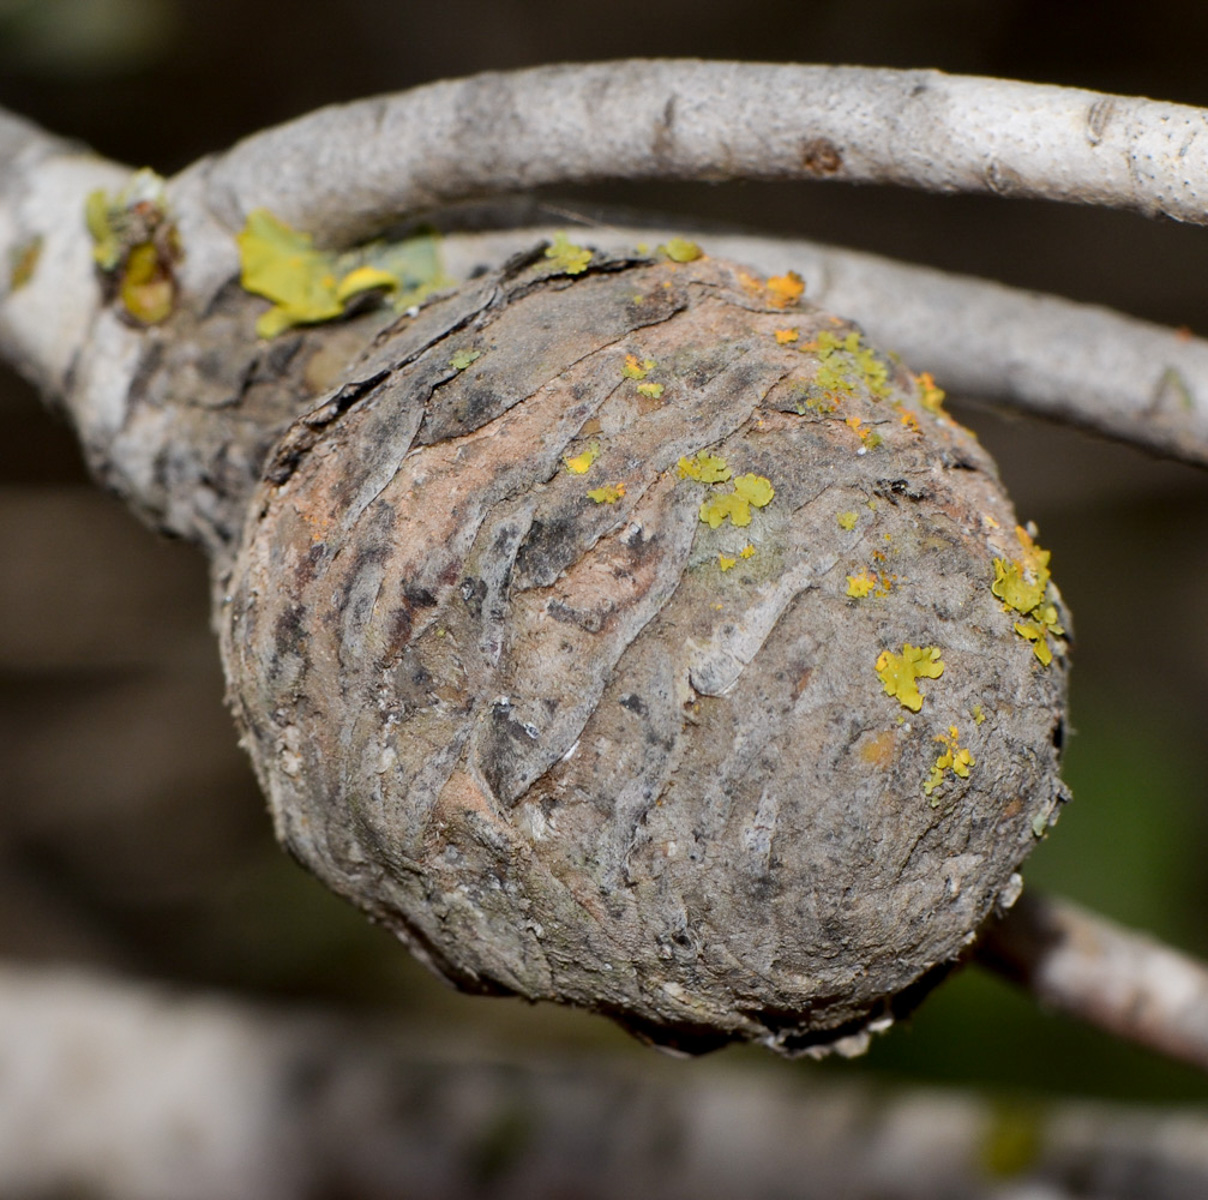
[977,891,1208,1075]
[2,962,1207,1200]
[182,62,1208,250]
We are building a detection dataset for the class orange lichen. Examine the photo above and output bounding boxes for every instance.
[916,371,946,414]
[766,271,805,308]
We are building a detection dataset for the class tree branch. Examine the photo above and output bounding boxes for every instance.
[2,962,1207,1200]
[180,61,1208,253]
[977,891,1208,1074]
[0,109,130,401]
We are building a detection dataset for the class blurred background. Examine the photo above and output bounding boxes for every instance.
[1,0,1207,1110]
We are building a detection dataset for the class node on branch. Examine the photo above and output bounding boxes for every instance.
[221,245,1070,1055]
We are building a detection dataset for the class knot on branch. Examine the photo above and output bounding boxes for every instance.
[220,247,1069,1056]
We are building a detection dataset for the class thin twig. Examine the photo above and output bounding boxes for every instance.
[977,891,1208,1074]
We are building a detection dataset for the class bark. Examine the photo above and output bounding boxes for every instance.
[978,892,1208,1074]
[220,248,1068,1054]
[2,962,1207,1200]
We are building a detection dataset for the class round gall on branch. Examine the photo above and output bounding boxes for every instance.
[221,246,1069,1055]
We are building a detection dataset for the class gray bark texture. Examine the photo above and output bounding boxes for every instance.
[221,248,1068,1053]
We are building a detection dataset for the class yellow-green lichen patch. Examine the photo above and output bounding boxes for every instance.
[697,473,774,529]
[9,235,42,291]
[86,169,182,326]
[733,474,774,508]
[237,209,444,338]
[991,526,1065,666]
[718,553,737,571]
[677,452,731,483]
[972,704,986,725]
[808,330,892,404]
[923,725,974,803]
[740,544,756,559]
[659,237,703,263]
[699,491,750,529]
[622,354,656,380]
[837,510,858,531]
[1014,604,1065,667]
[636,381,665,399]
[587,482,625,504]
[544,232,593,275]
[564,443,599,474]
[449,349,482,371]
[875,644,945,712]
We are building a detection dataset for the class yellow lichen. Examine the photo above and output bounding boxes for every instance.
[237,208,443,337]
[740,544,756,559]
[875,644,945,712]
[660,237,703,263]
[847,569,893,598]
[846,571,877,598]
[699,491,752,529]
[677,451,731,483]
[837,511,859,531]
[972,704,986,726]
[924,725,975,803]
[587,483,625,504]
[991,526,1065,665]
[774,328,800,345]
[623,354,656,380]
[545,232,592,275]
[916,371,946,414]
[636,381,665,399]
[564,443,600,474]
[718,553,737,571]
[88,169,182,326]
[898,406,921,432]
[733,474,774,508]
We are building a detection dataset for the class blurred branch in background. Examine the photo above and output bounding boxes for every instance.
[1,961,1207,1200]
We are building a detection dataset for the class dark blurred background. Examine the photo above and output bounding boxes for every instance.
[2,0,1208,1105]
